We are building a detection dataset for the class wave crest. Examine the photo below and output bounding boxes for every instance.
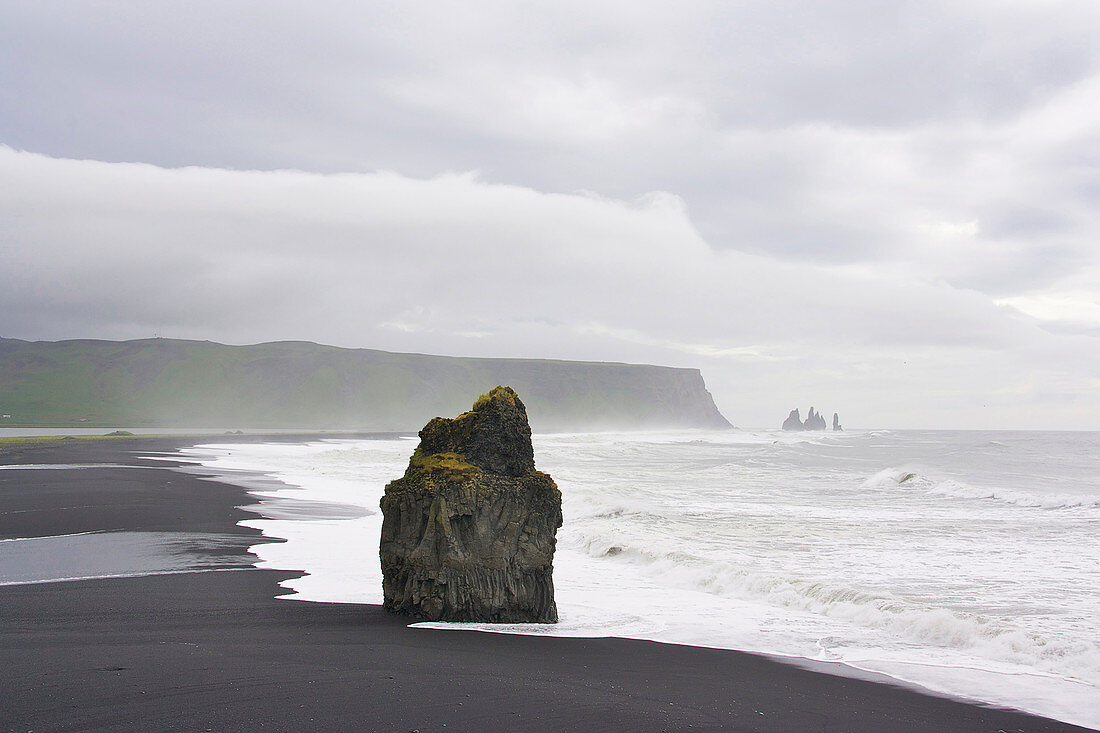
[572,533,1100,681]
[861,467,1100,510]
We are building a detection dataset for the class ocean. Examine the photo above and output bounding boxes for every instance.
[175,429,1100,728]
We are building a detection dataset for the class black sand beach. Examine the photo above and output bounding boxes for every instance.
[1,436,1094,732]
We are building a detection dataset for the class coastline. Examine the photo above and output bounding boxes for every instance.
[0,435,1094,732]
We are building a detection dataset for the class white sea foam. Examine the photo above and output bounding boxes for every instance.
[860,467,920,487]
[862,466,1100,511]
[927,479,1100,510]
[179,429,1100,729]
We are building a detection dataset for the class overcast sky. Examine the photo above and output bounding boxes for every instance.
[2,1,1099,429]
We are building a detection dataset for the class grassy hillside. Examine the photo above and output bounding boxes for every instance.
[0,338,731,432]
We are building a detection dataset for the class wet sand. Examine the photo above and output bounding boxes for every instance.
[1,436,1093,732]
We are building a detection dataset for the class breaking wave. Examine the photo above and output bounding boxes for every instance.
[177,429,1100,728]
[569,530,1100,682]
[861,467,1100,511]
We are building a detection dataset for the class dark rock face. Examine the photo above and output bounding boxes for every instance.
[379,386,562,623]
[782,409,803,431]
[833,412,843,431]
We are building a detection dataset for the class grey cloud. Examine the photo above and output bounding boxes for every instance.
[3,3,1098,290]
[2,147,1095,427]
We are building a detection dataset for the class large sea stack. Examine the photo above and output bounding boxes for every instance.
[379,386,562,622]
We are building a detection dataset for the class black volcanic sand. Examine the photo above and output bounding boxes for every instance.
[1,437,1094,732]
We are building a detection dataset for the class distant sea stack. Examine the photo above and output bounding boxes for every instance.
[804,407,827,430]
[781,406,840,431]
[379,386,562,622]
[782,409,804,431]
[0,337,731,432]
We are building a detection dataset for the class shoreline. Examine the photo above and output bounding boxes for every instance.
[0,435,1094,732]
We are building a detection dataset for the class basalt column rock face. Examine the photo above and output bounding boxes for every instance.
[379,386,562,623]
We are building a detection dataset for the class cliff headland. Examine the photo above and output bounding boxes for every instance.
[0,337,730,432]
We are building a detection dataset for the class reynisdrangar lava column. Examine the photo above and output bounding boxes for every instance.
[379,386,562,622]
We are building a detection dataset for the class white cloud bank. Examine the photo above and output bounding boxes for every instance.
[2,146,1097,428]
[5,3,1099,288]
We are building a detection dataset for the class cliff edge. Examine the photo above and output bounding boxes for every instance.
[0,337,731,431]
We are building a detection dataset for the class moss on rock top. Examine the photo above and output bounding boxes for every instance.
[412,385,535,477]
